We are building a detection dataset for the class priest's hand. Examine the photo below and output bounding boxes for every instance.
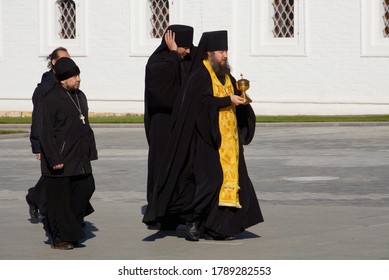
[53,163,64,170]
[165,30,178,52]
[231,95,251,106]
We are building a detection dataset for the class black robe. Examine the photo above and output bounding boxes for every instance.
[39,84,97,242]
[27,70,57,216]
[144,49,192,204]
[39,85,97,177]
[143,64,264,236]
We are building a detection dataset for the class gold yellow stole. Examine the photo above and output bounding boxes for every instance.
[203,60,242,208]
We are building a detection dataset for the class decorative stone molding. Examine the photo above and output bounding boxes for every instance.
[361,0,389,57]
[250,0,306,56]
[39,0,87,56]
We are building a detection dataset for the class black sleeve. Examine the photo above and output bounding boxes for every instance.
[39,94,62,167]
[79,91,98,161]
[193,73,232,148]
[29,85,43,154]
[236,104,256,145]
[30,79,55,154]
[145,52,182,111]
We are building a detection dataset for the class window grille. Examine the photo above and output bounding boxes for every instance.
[272,0,294,38]
[149,0,169,38]
[383,0,389,37]
[57,0,76,39]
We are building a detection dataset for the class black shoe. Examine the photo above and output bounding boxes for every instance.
[202,232,236,241]
[159,222,178,231]
[72,241,86,248]
[185,222,199,241]
[51,240,74,250]
[26,194,39,223]
[147,222,161,230]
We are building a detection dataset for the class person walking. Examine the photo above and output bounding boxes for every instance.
[26,47,70,223]
[38,57,97,249]
[144,24,195,229]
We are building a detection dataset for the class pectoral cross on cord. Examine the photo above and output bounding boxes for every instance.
[66,91,86,125]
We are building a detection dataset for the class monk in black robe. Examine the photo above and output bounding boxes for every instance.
[143,30,263,241]
[39,57,97,249]
[144,25,194,227]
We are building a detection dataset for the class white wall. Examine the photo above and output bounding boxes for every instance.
[233,0,389,115]
[0,0,388,116]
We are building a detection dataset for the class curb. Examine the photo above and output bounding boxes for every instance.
[1,122,389,131]
[255,122,389,127]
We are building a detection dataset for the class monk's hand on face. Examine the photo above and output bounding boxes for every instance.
[165,30,178,52]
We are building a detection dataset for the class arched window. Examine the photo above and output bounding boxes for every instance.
[251,0,305,56]
[272,0,294,38]
[383,0,389,37]
[130,0,179,56]
[149,0,170,38]
[361,0,389,56]
[57,0,77,39]
[39,0,86,56]
[0,0,2,58]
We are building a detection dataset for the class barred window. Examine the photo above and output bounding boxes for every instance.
[383,0,389,37]
[57,0,76,39]
[149,0,169,38]
[272,0,294,38]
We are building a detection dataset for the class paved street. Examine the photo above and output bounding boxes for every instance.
[0,124,388,260]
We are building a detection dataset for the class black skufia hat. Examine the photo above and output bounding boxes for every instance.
[54,57,80,81]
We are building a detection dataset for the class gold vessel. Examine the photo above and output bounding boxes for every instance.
[236,74,250,101]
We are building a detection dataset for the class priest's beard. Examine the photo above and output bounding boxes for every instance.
[209,53,231,78]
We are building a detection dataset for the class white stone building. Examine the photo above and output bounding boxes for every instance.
[0,0,388,116]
